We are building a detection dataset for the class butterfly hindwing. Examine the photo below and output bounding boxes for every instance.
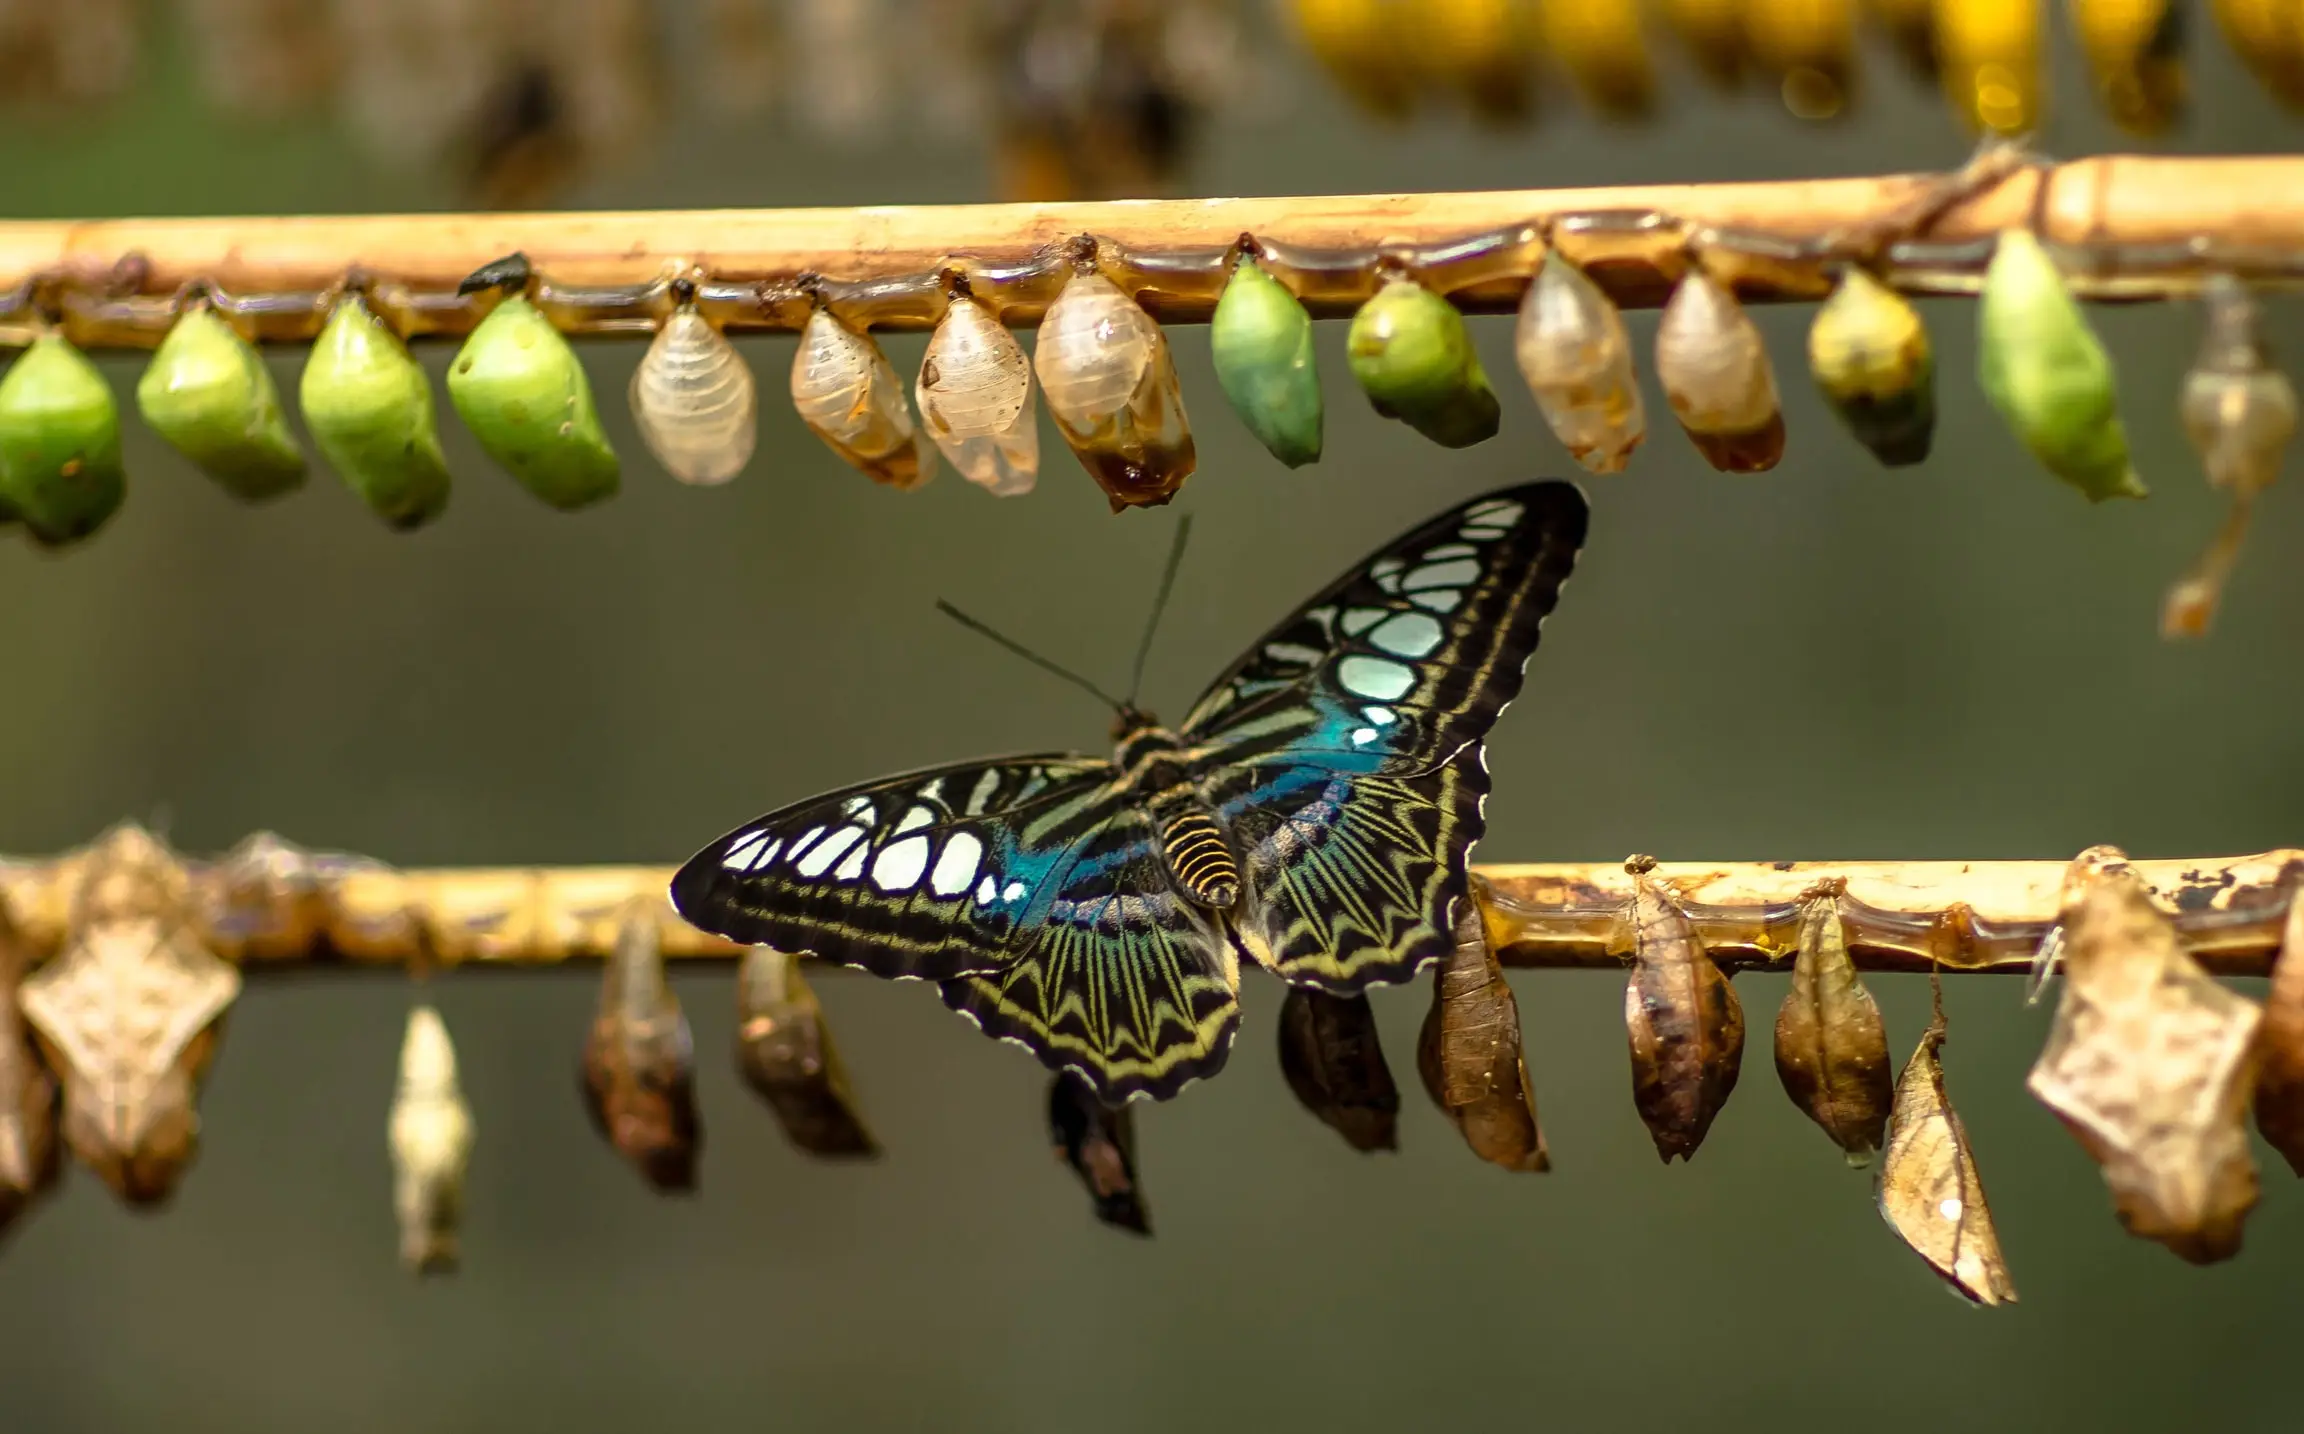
[941,803,1241,1104]
[1182,482,1588,992]
[669,754,1118,983]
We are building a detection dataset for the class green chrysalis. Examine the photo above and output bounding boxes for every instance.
[136,305,307,502]
[1808,267,1937,467]
[446,292,618,510]
[1977,228,2144,502]
[1346,276,1500,449]
[0,333,127,547]
[301,293,452,529]
[1210,252,1322,468]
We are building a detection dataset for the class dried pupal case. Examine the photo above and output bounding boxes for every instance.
[446,254,620,510]
[791,304,933,491]
[0,331,127,547]
[1047,1070,1149,1236]
[1346,273,1501,449]
[388,1004,474,1276]
[1615,856,1744,1162]
[1032,256,1197,512]
[1513,246,1645,474]
[1655,267,1785,472]
[1772,881,1892,1165]
[1877,983,2018,1306]
[2026,847,2263,1264]
[0,905,62,1238]
[16,822,240,1206]
[135,301,306,502]
[2071,0,2185,135]
[1277,987,1398,1154]
[1209,247,1322,469]
[300,291,452,529]
[915,283,1038,497]
[1937,0,2043,132]
[2162,274,2297,639]
[580,898,701,1191]
[2251,888,2304,1177]
[736,946,879,1159]
[633,289,757,487]
[1977,228,2145,502]
[1415,893,1549,1173]
[1808,267,1937,466]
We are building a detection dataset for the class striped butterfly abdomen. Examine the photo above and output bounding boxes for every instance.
[1154,801,1241,910]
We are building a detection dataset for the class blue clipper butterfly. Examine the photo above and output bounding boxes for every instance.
[671,481,1588,1106]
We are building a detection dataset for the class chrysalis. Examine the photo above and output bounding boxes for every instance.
[1276,988,1399,1154]
[1346,274,1501,449]
[1937,0,2043,133]
[447,258,619,510]
[2252,889,2304,1177]
[0,331,127,547]
[1288,0,1417,119]
[388,1004,474,1276]
[1657,0,1748,86]
[300,292,453,529]
[0,907,61,1239]
[1209,249,1322,469]
[1047,1070,1149,1235]
[1744,0,1856,118]
[1772,882,1893,1165]
[632,298,756,487]
[915,287,1038,497]
[735,946,879,1159]
[1617,856,1744,1162]
[1877,981,2018,1306]
[2026,847,2263,1264]
[1977,229,2144,502]
[579,900,701,1192]
[2210,0,2304,110]
[1032,264,1197,512]
[136,303,307,502]
[2070,0,2184,135]
[1416,894,1549,1172]
[1538,0,1655,117]
[2163,274,2296,638]
[1808,267,1936,467]
[791,305,933,491]
[1655,269,1785,472]
[1513,247,1645,474]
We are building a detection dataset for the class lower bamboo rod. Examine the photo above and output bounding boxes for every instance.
[1,834,2294,976]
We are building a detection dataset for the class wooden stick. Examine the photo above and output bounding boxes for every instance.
[1,832,2293,977]
[7,154,2304,348]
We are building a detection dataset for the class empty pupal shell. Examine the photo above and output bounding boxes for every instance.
[1655,270,1785,472]
[1977,228,2144,503]
[2181,274,2294,503]
[1047,1070,1150,1235]
[1877,1003,2018,1305]
[0,333,126,548]
[1513,249,1645,473]
[915,293,1038,497]
[1416,895,1549,1173]
[791,307,933,491]
[1276,987,1399,1153]
[388,1004,474,1276]
[580,901,701,1192]
[447,294,620,510]
[1033,269,1197,512]
[136,305,306,503]
[1808,267,1937,467]
[1209,252,1322,469]
[736,946,880,1158]
[300,293,452,529]
[1346,275,1501,449]
[632,304,757,486]
[0,907,62,1240]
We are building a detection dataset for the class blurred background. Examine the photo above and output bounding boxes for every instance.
[2,2,2303,1431]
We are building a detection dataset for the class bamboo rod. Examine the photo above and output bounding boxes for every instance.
[1,832,2293,977]
[7,153,2304,349]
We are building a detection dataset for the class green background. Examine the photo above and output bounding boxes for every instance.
[3,11,2302,1433]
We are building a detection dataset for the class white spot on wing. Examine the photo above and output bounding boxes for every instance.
[1410,587,1464,614]
[1264,641,1325,667]
[1340,607,1385,637]
[1369,611,1444,657]
[1422,543,1477,560]
[721,831,772,870]
[1338,655,1415,700]
[966,768,1001,814]
[841,796,876,822]
[894,804,936,835]
[872,835,932,891]
[1001,879,1027,902]
[976,874,998,904]
[1464,498,1523,525]
[931,833,983,897]
[1351,727,1377,746]
[796,826,864,878]
[1364,705,1396,725]
[1404,558,1480,590]
[833,838,869,881]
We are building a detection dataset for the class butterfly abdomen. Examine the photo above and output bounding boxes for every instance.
[1155,804,1241,910]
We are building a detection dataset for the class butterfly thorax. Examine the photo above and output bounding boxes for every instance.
[1110,714,1243,913]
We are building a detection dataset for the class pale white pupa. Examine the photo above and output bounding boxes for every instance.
[631,300,757,485]
[914,290,1038,497]
[791,306,935,490]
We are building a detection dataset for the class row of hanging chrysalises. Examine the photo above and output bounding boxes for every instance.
[1,203,2292,638]
[6,824,2304,1307]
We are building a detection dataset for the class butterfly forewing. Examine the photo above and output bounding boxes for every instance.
[671,754,1118,982]
[1182,482,1588,992]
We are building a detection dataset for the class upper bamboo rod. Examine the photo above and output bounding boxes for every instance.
[6,154,2304,348]
[1,833,2293,978]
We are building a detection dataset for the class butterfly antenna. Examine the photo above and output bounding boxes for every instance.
[934,600,1127,714]
[1125,515,1193,708]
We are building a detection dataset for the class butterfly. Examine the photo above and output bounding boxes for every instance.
[670,481,1589,1106]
